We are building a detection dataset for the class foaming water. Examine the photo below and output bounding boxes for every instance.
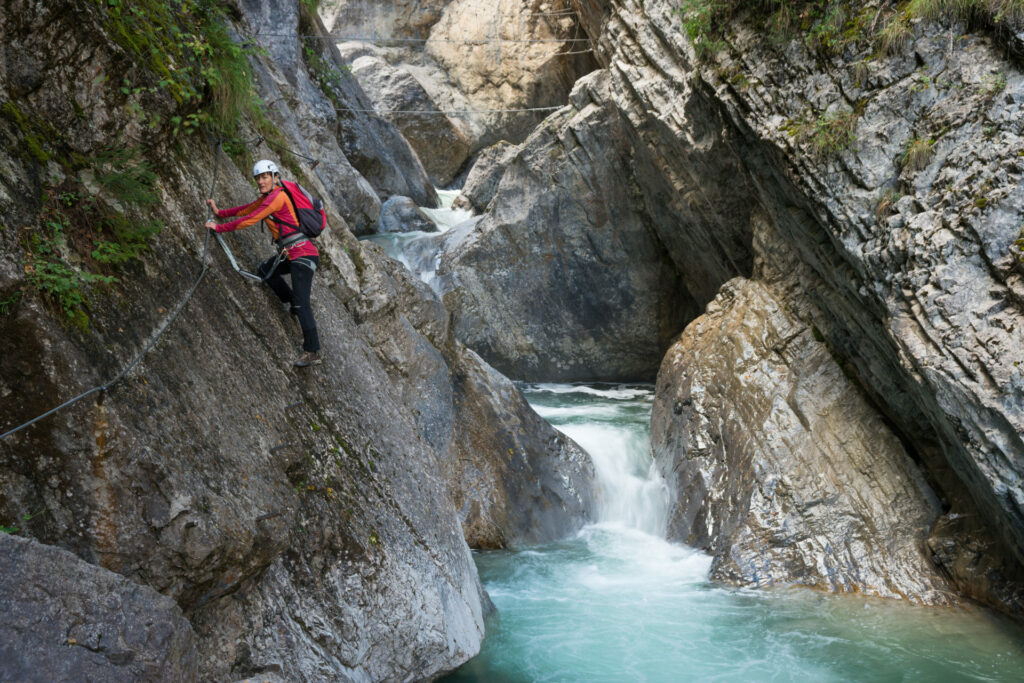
[360,188,475,292]
[525,383,667,535]
[422,189,472,230]
[445,383,1024,682]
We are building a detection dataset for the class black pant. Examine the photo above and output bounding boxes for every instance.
[258,255,320,352]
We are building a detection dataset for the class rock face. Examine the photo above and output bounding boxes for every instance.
[378,195,438,233]
[326,0,598,157]
[349,53,472,186]
[651,277,955,603]
[448,346,596,548]
[438,71,694,381]
[240,0,437,230]
[321,0,452,41]
[577,0,1024,611]
[425,0,599,149]
[0,533,199,682]
[343,242,596,551]
[0,1,595,679]
[452,140,518,212]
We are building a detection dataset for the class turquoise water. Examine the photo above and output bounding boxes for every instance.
[447,383,1024,682]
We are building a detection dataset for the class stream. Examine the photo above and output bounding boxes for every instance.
[447,383,1024,682]
[363,195,1024,682]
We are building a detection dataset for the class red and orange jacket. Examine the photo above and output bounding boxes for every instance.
[214,187,319,260]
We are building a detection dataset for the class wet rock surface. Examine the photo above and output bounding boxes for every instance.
[448,346,596,548]
[377,195,438,233]
[651,278,956,603]
[0,533,199,682]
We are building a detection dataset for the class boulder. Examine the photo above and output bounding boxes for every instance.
[0,533,198,682]
[437,71,693,381]
[448,345,596,548]
[651,277,956,604]
[349,54,472,186]
[378,196,437,233]
[452,140,518,212]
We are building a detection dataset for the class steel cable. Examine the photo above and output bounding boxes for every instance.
[0,138,223,441]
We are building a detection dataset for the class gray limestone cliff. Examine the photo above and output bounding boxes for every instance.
[0,0,595,679]
[437,71,692,381]
[651,277,956,604]
[573,0,1024,612]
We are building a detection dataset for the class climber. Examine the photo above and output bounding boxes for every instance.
[205,159,321,368]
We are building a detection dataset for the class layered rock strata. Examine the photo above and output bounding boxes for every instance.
[576,0,1024,611]
[651,277,955,603]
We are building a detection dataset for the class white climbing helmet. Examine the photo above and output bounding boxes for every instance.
[252,159,279,178]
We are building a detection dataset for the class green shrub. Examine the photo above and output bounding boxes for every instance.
[25,211,116,330]
[876,189,901,218]
[22,148,164,327]
[92,0,271,143]
[676,1,874,59]
[907,0,1024,23]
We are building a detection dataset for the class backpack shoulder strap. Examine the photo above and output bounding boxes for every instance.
[268,185,299,230]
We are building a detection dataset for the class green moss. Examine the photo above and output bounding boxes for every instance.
[1,101,53,164]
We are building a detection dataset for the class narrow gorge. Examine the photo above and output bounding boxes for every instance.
[1,0,1024,680]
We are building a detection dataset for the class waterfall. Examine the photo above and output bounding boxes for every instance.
[527,383,670,536]
[360,188,478,294]
[446,383,1024,682]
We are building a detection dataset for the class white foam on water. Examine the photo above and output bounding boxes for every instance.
[525,382,654,400]
[421,188,472,233]
[445,383,1024,682]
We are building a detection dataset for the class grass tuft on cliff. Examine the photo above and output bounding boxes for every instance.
[678,0,1024,60]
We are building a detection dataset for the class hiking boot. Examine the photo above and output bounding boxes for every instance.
[294,351,321,368]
